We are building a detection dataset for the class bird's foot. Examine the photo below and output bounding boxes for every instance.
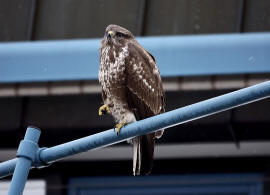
[115,123,127,135]
[98,104,111,115]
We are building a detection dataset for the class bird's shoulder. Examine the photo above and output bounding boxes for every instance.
[125,41,165,115]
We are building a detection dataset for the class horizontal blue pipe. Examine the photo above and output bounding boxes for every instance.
[0,33,270,83]
[0,80,270,178]
[38,80,270,163]
[0,159,17,178]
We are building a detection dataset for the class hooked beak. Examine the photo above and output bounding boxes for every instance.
[107,30,115,39]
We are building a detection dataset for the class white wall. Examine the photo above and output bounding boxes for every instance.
[0,180,46,195]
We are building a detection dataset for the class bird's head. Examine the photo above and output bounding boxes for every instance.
[104,24,134,46]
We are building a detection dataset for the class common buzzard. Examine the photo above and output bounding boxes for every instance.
[98,24,165,175]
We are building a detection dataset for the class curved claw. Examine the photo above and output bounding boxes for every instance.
[115,123,127,135]
[98,104,111,115]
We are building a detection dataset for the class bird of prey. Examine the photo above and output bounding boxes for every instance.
[98,24,165,175]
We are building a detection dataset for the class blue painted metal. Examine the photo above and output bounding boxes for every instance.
[0,80,269,180]
[8,127,41,195]
[0,33,270,83]
[35,80,270,164]
[0,159,17,179]
[0,80,269,195]
[68,174,263,195]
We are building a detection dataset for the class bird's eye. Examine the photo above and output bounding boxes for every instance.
[117,33,123,38]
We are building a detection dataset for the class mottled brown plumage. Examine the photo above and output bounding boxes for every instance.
[98,24,165,175]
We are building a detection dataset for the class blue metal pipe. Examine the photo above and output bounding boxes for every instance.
[0,81,269,178]
[8,127,40,195]
[38,80,270,163]
[0,33,270,83]
[0,159,17,178]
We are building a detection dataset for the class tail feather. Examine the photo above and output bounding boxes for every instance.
[133,133,155,176]
[133,137,140,175]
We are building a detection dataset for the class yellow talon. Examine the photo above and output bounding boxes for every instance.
[98,104,111,115]
[115,123,127,135]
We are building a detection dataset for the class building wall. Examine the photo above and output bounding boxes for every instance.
[0,0,270,42]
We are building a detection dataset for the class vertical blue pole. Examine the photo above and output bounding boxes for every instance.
[8,127,41,195]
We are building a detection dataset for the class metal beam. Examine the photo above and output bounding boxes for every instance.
[0,80,269,180]
[3,141,269,162]
[0,33,270,83]
[40,81,270,164]
[8,127,40,195]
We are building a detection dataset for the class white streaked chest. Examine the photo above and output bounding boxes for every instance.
[99,44,129,95]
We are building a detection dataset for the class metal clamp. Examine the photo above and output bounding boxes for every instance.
[34,147,51,168]
[17,140,38,162]
[8,126,41,195]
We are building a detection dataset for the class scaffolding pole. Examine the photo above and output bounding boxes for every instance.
[0,80,270,194]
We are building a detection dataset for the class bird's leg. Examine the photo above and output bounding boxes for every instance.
[115,123,128,135]
[98,104,111,115]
